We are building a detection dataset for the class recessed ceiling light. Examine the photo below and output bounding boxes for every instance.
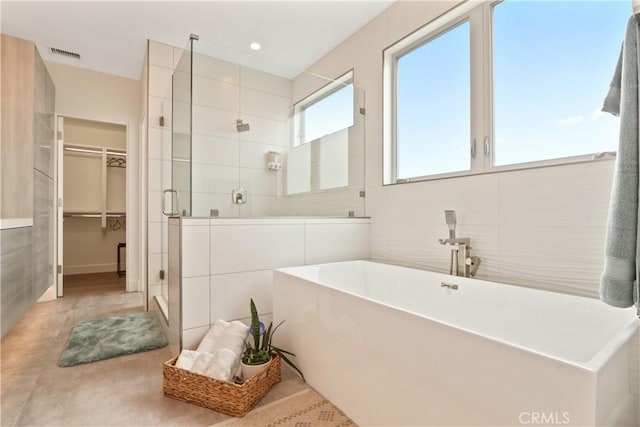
[250,42,261,51]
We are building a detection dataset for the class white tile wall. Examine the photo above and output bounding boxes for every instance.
[148,65,173,98]
[239,114,289,146]
[239,168,279,196]
[306,222,370,265]
[240,67,291,98]
[182,326,210,351]
[181,225,210,277]
[211,224,305,274]
[174,218,369,351]
[193,53,239,84]
[192,75,239,112]
[192,134,239,167]
[210,270,273,322]
[148,41,174,68]
[182,276,210,329]
[240,88,292,122]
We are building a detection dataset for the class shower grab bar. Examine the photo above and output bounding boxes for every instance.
[162,189,180,217]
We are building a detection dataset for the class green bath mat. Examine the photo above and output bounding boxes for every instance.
[59,312,168,367]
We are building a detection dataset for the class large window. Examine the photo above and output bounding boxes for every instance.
[383,0,627,184]
[396,21,470,180]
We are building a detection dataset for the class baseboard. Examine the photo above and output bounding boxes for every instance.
[63,263,117,275]
[37,284,57,302]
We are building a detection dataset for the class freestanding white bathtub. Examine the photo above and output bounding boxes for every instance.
[273,260,639,426]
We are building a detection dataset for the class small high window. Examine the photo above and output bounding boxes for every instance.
[294,71,354,146]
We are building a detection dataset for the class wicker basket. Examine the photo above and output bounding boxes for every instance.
[163,353,281,417]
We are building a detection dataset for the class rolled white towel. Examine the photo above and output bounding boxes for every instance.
[196,319,230,354]
[211,320,249,359]
[175,349,200,371]
[191,352,216,376]
[204,348,238,382]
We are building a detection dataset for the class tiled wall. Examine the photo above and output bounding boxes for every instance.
[174,217,370,351]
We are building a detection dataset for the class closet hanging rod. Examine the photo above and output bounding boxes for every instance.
[64,145,126,156]
[63,212,126,218]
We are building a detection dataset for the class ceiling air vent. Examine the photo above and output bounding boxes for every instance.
[50,47,81,60]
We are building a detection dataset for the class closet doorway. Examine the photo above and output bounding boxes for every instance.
[58,117,127,297]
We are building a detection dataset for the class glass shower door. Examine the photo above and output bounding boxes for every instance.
[170,37,193,217]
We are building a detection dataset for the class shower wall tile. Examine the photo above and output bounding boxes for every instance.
[192,75,239,112]
[191,105,237,139]
[240,88,292,122]
[191,164,238,194]
[147,222,163,255]
[191,192,239,218]
[238,114,288,146]
[147,191,162,223]
[148,65,172,98]
[240,67,291,98]
[239,195,291,217]
[193,53,239,85]
[147,128,164,160]
[239,168,279,197]
[192,134,239,167]
[148,41,174,69]
[148,96,171,130]
[148,253,162,284]
[148,159,162,191]
[239,141,285,169]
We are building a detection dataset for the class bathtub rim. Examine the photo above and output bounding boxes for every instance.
[275,260,639,373]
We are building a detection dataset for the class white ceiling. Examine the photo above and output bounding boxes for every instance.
[1,1,394,80]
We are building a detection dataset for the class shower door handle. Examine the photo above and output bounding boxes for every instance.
[162,189,180,217]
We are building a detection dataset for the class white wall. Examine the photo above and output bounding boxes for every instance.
[298,0,615,298]
[47,61,142,291]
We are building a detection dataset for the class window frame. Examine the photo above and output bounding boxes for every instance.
[293,70,354,147]
[382,0,616,186]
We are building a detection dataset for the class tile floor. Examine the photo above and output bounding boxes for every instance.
[0,273,308,426]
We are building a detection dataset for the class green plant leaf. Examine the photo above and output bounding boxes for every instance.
[250,299,261,350]
[273,347,305,381]
[262,322,273,351]
[268,320,285,348]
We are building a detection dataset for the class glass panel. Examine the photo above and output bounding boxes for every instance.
[492,0,626,166]
[172,39,192,216]
[396,21,470,180]
[303,83,354,144]
[287,77,364,200]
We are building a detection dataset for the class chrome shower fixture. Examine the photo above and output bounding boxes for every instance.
[445,210,456,239]
[236,119,250,132]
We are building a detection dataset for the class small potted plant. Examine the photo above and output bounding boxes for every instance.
[241,299,304,381]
